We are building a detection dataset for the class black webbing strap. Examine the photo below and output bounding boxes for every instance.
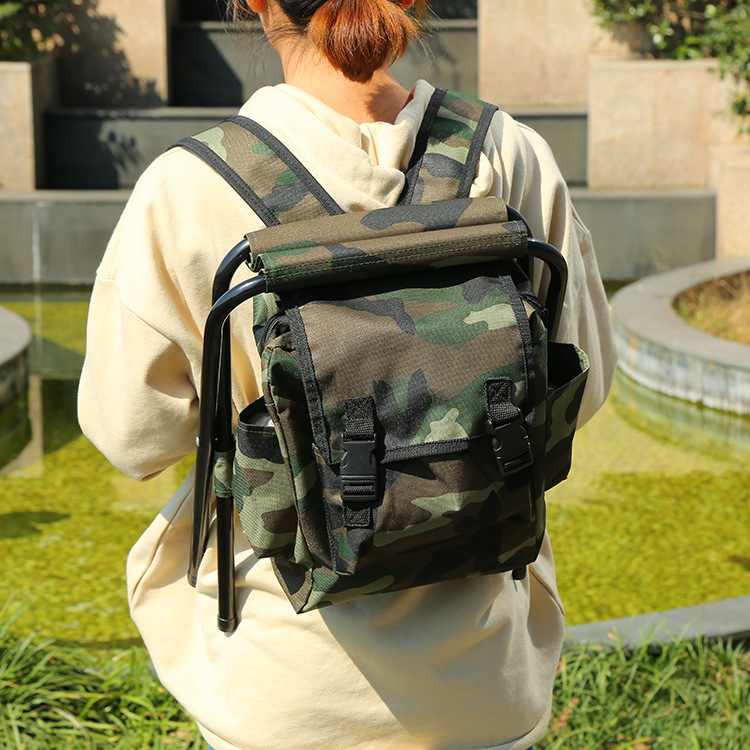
[398,87,447,205]
[456,100,498,199]
[344,396,376,441]
[175,116,344,228]
[230,116,345,218]
[485,379,532,583]
[341,396,377,528]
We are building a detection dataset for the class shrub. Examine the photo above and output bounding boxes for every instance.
[591,1,750,124]
[0,1,64,61]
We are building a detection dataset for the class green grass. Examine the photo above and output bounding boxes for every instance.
[0,606,202,749]
[1,603,748,750]
[542,636,750,749]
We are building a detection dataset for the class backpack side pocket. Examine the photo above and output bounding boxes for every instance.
[233,398,298,558]
[545,342,589,489]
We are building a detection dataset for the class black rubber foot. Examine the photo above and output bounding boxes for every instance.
[218,616,238,633]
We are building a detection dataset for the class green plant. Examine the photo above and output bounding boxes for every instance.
[591,1,750,124]
[0,602,203,748]
[543,636,750,748]
[4,600,749,750]
[0,1,64,61]
[704,3,750,119]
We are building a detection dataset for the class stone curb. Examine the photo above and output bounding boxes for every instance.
[0,306,31,363]
[611,257,750,414]
[566,595,750,648]
[0,305,32,411]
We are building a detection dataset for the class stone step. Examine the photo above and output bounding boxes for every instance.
[43,105,586,190]
[571,188,716,280]
[170,18,478,107]
[1,188,714,285]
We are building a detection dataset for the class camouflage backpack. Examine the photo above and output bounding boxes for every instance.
[179,89,589,632]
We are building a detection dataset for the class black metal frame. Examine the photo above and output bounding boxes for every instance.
[188,213,568,633]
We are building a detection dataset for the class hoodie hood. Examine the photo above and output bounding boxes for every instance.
[237,80,494,211]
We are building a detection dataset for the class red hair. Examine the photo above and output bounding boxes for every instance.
[308,0,424,83]
[230,1,427,83]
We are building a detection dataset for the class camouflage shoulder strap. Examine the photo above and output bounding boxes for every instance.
[399,88,499,205]
[176,116,344,227]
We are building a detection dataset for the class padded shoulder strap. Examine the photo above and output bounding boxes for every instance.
[176,116,344,228]
[399,88,499,205]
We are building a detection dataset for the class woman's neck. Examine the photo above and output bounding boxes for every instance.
[285,62,412,125]
[268,24,412,124]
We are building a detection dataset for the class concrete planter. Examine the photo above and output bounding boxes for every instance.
[588,57,748,190]
[0,56,57,192]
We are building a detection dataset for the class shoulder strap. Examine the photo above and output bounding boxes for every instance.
[399,88,499,205]
[177,116,344,228]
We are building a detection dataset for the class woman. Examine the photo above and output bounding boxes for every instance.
[79,1,617,748]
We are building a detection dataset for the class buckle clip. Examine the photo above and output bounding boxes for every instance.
[341,438,377,503]
[489,417,533,477]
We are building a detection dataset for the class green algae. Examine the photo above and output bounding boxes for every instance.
[0,378,191,646]
[548,467,750,625]
[1,290,90,376]
[0,292,748,645]
[0,394,31,468]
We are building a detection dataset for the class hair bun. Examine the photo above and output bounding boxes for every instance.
[307,0,422,83]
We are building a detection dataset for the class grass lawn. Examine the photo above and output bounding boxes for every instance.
[1,605,748,749]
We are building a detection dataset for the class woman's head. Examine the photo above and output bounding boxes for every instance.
[234,0,428,83]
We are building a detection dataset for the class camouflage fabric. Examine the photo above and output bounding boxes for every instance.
[240,224,589,613]
[178,116,342,226]
[544,342,589,489]
[229,399,299,558]
[403,90,498,205]
[252,213,528,292]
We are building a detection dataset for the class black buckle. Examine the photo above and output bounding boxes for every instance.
[489,416,533,477]
[341,438,377,503]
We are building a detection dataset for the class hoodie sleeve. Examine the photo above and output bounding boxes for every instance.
[77,156,203,480]
[77,149,262,480]
[484,112,618,426]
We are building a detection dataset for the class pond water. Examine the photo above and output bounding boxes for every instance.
[0,288,748,646]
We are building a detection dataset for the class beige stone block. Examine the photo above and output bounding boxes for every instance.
[58,0,179,106]
[710,146,750,258]
[478,0,636,108]
[0,57,58,192]
[588,57,748,190]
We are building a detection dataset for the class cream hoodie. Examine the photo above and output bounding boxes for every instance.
[79,81,617,750]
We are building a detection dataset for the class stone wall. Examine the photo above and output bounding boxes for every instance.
[55,0,179,106]
[478,0,639,108]
[0,58,57,191]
